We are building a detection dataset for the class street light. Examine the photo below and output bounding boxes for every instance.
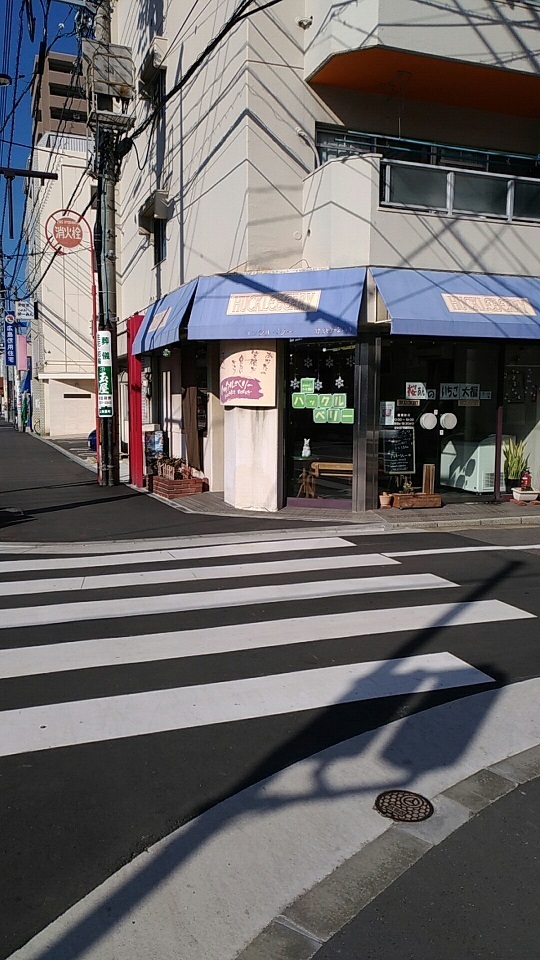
[0,74,12,86]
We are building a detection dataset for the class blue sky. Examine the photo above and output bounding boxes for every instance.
[1,0,78,298]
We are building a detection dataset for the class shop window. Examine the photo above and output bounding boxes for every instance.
[286,340,355,503]
[503,345,540,492]
[379,339,500,500]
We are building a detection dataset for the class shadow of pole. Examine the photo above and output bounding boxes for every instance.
[18,557,520,960]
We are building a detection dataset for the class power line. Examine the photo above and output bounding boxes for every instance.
[6,19,85,290]
[1,6,26,233]
[120,0,286,155]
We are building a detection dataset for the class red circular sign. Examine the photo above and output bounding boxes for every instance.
[52,216,84,249]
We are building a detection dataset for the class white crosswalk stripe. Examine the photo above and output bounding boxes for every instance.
[0,536,354,574]
[0,534,534,759]
[0,552,399,597]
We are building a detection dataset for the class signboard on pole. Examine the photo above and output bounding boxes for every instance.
[97,330,113,417]
[15,300,34,323]
[4,315,16,366]
[45,210,87,255]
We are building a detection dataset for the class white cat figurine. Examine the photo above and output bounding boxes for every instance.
[301,438,311,458]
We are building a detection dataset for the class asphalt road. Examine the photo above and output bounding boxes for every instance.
[0,527,539,958]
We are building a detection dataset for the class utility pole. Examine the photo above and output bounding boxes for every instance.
[94,0,118,485]
[84,2,134,485]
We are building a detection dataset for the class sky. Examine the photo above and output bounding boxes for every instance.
[0,0,78,299]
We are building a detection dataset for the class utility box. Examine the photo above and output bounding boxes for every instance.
[82,40,135,131]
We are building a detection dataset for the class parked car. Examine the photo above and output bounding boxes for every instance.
[88,429,97,451]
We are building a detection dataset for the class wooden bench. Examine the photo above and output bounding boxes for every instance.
[310,461,353,480]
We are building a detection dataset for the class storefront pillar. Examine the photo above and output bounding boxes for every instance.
[494,344,505,500]
[355,336,381,512]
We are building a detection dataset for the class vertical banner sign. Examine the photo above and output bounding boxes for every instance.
[4,316,16,366]
[97,331,113,417]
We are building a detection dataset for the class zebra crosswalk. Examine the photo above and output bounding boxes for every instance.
[0,534,534,761]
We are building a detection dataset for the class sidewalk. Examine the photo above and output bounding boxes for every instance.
[3,421,540,544]
[314,771,540,960]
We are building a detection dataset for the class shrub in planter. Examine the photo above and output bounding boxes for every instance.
[503,439,528,493]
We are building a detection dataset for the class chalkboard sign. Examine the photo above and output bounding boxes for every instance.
[380,426,415,475]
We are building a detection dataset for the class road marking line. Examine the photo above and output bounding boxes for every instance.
[0,653,493,757]
[0,574,455,628]
[0,537,354,574]
[0,600,531,678]
[0,553,399,598]
[384,544,540,558]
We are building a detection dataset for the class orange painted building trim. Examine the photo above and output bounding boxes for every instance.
[309,47,540,118]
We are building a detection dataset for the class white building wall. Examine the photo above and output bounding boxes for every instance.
[25,138,96,437]
[303,155,540,277]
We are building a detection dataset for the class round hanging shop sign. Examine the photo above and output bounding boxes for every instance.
[420,412,437,430]
[440,412,458,430]
[45,211,86,253]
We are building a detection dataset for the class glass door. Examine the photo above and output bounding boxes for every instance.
[379,339,500,499]
[286,340,356,506]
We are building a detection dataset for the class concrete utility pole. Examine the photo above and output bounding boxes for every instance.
[94,0,117,485]
[86,0,134,485]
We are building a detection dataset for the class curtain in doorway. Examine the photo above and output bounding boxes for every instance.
[181,344,201,471]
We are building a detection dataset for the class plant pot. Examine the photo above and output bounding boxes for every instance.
[512,488,539,502]
[379,493,393,508]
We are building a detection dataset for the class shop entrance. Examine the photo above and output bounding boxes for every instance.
[286,340,356,507]
[379,339,501,500]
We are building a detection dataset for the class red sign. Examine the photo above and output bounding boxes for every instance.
[52,217,83,248]
[45,210,88,254]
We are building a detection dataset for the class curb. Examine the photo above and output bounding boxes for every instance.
[235,744,540,960]
[28,431,98,475]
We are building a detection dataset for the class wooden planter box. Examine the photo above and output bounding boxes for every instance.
[392,493,442,510]
[151,476,208,500]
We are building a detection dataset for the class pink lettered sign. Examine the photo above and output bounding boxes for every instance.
[219,340,277,407]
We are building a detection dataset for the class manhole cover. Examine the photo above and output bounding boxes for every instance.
[374,790,434,823]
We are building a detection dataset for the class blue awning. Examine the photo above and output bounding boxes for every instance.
[371,268,540,339]
[132,280,198,355]
[187,268,366,340]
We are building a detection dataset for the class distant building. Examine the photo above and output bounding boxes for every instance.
[31,51,88,141]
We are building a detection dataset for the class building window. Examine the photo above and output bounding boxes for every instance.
[154,217,166,265]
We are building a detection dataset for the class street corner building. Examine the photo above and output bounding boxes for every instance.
[107,0,540,512]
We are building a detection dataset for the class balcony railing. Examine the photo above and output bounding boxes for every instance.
[380,159,540,223]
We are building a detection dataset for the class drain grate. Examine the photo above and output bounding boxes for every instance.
[374,789,434,823]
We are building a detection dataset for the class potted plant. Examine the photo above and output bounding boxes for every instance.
[379,491,393,508]
[502,439,528,493]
